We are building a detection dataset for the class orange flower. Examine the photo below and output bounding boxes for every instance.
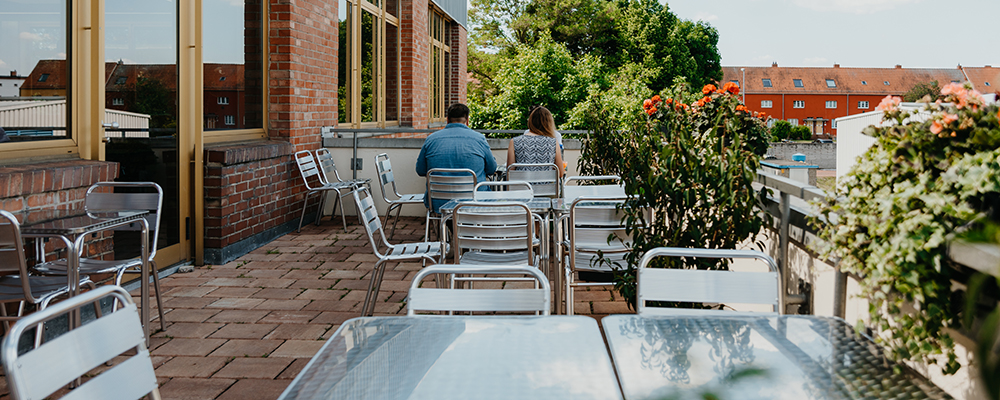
[664,98,673,105]
[643,99,653,109]
[702,84,717,95]
[648,107,657,115]
[722,82,740,95]
[652,95,661,102]
[876,95,901,112]
[759,112,768,120]
[942,113,958,125]
[930,120,944,135]
[735,104,748,112]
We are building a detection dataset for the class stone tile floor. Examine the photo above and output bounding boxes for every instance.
[0,216,631,400]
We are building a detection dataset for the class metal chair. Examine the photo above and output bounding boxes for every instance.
[507,163,559,197]
[473,181,533,200]
[32,182,166,330]
[294,150,355,233]
[559,196,633,315]
[407,265,550,315]
[562,175,624,202]
[0,210,95,336]
[2,285,161,400]
[424,168,477,241]
[374,153,425,239]
[450,201,538,267]
[636,247,782,315]
[315,148,371,231]
[352,187,443,316]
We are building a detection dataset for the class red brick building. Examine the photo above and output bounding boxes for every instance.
[722,64,998,137]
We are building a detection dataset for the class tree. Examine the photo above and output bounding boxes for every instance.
[770,120,792,140]
[790,125,811,140]
[903,80,941,102]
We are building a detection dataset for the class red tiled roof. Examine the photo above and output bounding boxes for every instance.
[105,63,178,90]
[722,65,967,95]
[962,66,1000,94]
[204,64,245,90]
[21,59,68,91]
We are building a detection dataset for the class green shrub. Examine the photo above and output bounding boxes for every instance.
[769,120,792,141]
[790,125,811,140]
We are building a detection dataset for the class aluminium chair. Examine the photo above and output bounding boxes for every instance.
[0,210,95,337]
[473,181,533,200]
[2,285,161,400]
[407,265,550,315]
[636,247,782,315]
[374,153,425,239]
[424,168,477,241]
[562,175,624,202]
[294,150,356,233]
[558,196,633,315]
[449,201,539,267]
[32,182,166,331]
[507,163,560,198]
[315,148,371,232]
[352,187,443,316]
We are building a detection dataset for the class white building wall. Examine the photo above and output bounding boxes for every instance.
[0,78,24,97]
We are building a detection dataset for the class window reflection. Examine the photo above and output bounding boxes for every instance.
[338,0,351,124]
[385,22,398,123]
[202,0,263,131]
[360,10,377,123]
[0,0,68,142]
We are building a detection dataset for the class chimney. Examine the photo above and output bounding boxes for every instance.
[9,71,15,77]
[833,64,840,68]
[772,62,778,68]
[895,64,902,69]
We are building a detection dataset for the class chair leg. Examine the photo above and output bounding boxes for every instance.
[316,191,330,227]
[386,204,401,240]
[565,264,574,316]
[424,210,432,242]
[335,192,349,232]
[297,191,313,233]
[150,261,167,331]
[362,260,386,316]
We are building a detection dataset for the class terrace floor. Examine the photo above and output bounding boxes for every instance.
[0,216,630,400]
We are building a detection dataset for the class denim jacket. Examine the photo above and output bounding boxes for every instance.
[416,123,497,211]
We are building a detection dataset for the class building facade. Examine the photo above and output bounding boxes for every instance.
[0,0,468,266]
[722,64,999,137]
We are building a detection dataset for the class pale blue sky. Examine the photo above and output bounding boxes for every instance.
[666,0,1000,68]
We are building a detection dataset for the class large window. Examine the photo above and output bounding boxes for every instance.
[825,100,837,109]
[339,0,400,127]
[793,100,804,108]
[429,9,450,125]
[202,0,264,132]
[858,101,869,109]
[760,100,772,109]
[0,0,69,142]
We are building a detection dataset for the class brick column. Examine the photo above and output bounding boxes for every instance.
[400,0,429,128]
[268,0,339,151]
[447,23,467,106]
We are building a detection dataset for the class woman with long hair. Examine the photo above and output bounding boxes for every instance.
[506,106,564,178]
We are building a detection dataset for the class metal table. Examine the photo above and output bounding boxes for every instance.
[19,209,153,343]
[279,316,623,400]
[437,197,553,215]
[602,314,953,400]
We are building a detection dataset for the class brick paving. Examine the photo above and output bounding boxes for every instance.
[0,216,628,399]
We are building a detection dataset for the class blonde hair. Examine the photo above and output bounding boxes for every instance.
[527,106,557,138]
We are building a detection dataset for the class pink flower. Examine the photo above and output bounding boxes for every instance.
[876,95,902,112]
[930,120,944,134]
[941,113,958,125]
[940,82,966,97]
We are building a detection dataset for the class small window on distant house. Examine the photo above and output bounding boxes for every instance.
[883,81,890,85]
[38,73,49,82]
[761,100,773,108]
[762,79,772,87]
[986,82,992,86]
[951,80,959,83]
[832,120,838,129]
[826,79,836,87]
[825,100,837,109]
[0,83,3,86]
[220,76,226,81]
[730,80,739,87]
[112,98,124,106]
[218,97,229,105]
[858,101,870,109]
[115,77,127,85]
[788,119,798,126]
[225,115,235,125]
[793,100,805,108]
[793,79,803,88]
[12,83,15,87]
[861,81,868,85]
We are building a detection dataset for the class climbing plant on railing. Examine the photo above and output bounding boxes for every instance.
[579,82,770,309]
[814,83,1000,374]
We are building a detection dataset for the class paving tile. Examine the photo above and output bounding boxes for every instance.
[310,311,357,325]
[296,289,346,301]
[592,301,632,314]
[209,287,262,298]
[160,277,213,287]
[154,322,225,339]
[279,261,324,270]
[207,298,267,309]
[207,310,270,323]
[249,278,296,288]
[270,340,326,358]
[251,288,303,299]
[317,263,364,274]
[152,338,227,357]
[308,253,351,262]
[216,378,292,400]
[572,289,617,301]
[158,377,235,400]
[277,358,312,380]
[246,269,288,278]
[372,301,405,315]
[239,254,280,261]
[239,260,285,270]
[282,269,326,280]
[332,279,371,290]
[210,324,278,339]
[164,286,218,297]
[209,339,283,357]
[155,356,228,378]
[164,296,220,309]
[289,279,335,290]
[259,310,322,324]
[264,324,331,340]
[302,299,360,312]
[164,309,220,323]
[255,299,310,310]
[213,358,294,379]
[201,269,245,278]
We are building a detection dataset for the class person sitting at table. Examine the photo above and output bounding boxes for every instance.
[416,103,498,212]
[506,105,564,178]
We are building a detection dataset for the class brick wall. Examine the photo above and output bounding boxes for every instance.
[203,141,301,264]
[447,23,467,106]
[400,0,429,128]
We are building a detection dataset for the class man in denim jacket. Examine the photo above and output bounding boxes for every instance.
[416,103,497,212]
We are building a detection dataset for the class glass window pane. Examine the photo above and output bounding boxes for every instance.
[338,0,351,124]
[0,0,69,142]
[386,22,398,122]
[360,10,377,123]
[202,0,263,131]
[386,0,398,19]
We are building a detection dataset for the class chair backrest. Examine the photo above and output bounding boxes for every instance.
[351,186,389,256]
[507,163,559,197]
[426,168,477,207]
[563,175,624,202]
[0,211,37,303]
[407,265,550,315]
[2,285,161,400]
[473,181,533,200]
[374,153,401,202]
[636,247,782,316]
[85,182,163,258]
[294,150,326,190]
[568,196,631,272]
[451,202,534,263]
[315,148,346,184]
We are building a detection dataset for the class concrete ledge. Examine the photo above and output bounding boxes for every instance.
[206,140,295,166]
[325,137,585,150]
[949,240,1000,278]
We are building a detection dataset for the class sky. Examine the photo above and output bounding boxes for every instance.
[665,0,1000,69]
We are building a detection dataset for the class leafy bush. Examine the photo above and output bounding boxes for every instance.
[790,125,811,140]
[770,120,792,141]
[814,84,1000,374]
[579,82,770,308]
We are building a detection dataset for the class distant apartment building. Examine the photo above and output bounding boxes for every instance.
[722,64,1000,136]
[0,72,25,97]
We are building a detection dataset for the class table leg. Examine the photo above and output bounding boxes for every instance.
[553,216,563,315]
[140,219,150,345]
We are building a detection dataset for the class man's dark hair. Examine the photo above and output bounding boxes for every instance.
[446,103,470,121]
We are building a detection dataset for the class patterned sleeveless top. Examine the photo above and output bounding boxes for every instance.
[512,134,558,166]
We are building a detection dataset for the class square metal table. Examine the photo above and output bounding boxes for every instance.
[19,209,154,343]
[278,315,623,400]
[602,314,953,400]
